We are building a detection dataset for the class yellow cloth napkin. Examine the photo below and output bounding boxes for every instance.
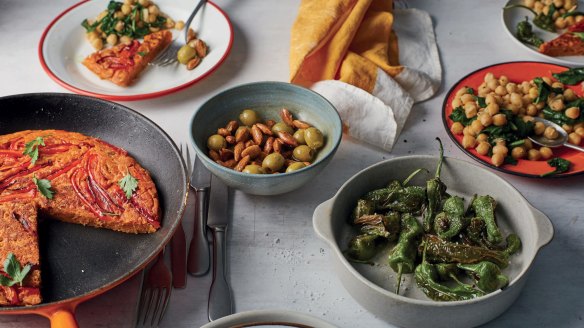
[290,0,441,150]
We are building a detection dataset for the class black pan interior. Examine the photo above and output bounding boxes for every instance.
[0,93,187,309]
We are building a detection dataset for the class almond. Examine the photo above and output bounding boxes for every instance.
[209,150,220,161]
[265,119,276,128]
[292,120,311,129]
[226,120,239,134]
[217,128,230,137]
[251,125,263,145]
[256,123,273,135]
[234,141,245,162]
[264,136,274,154]
[219,148,234,161]
[234,155,250,172]
[186,56,201,70]
[241,145,261,159]
[280,108,294,126]
[277,131,298,147]
[235,127,250,143]
[225,136,235,144]
[273,138,283,153]
[192,39,208,58]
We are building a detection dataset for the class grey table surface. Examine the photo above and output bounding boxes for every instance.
[0,0,583,327]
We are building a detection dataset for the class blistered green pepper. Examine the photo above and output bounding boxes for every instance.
[352,199,375,222]
[387,186,427,214]
[364,169,426,211]
[422,235,509,268]
[435,263,460,281]
[423,138,447,232]
[503,234,522,257]
[382,212,401,242]
[388,213,423,294]
[355,213,400,241]
[415,244,485,301]
[346,234,383,263]
[472,195,503,245]
[434,196,468,240]
[458,261,509,293]
[463,217,486,246]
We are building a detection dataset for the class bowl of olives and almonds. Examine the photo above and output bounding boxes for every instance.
[190,81,342,195]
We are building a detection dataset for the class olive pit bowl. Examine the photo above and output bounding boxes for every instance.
[313,155,554,328]
[190,81,342,195]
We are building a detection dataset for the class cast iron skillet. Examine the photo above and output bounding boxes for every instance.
[0,93,188,327]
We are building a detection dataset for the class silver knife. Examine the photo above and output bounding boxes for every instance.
[207,176,233,321]
[187,154,211,276]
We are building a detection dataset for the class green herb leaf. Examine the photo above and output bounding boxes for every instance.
[0,253,32,287]
[137,51,147,56]
[533,77,563,104]
[449,107,477,126]
[553,67,584,85]
[516,17,544,47]
[23,137,45,165]
[562,11,584,18]
[33,176,54,199]
[541,157,571,177]
[119,173,138,199]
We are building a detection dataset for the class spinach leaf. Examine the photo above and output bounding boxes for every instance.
[533,77,563,104]
[552,67,584,85]
[541,158,571,177]
[449,107,477,126]
[504,4,556,32]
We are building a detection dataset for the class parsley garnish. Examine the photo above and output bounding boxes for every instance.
[23,137,45,165]
[137,51,147,56]
[541,158,571,177]
[119,173,138,199]
[0,253,32,287]
[33,176,54,199]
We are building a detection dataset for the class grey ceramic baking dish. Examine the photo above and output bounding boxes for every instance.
[313,155,554,328]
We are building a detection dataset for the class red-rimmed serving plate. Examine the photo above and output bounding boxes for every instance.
[39,0,233,101]
[443,61,584,178]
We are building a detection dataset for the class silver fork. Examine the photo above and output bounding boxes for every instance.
[152,0,207,66]
[135,250,172,327]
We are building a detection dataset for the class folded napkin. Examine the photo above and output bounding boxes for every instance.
[290,0,441,151]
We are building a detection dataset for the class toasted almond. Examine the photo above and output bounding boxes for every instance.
[193,39,208,58]
[273,138,283,153]
[235,127,250,143]
[241,145,261,159]
[219,148,234,161]
[292,120,311,129]
[280,108,294,126]
[282,150,293,159]
[217,159,236,168]
[187,56,201,70]
[234,155,250,172]
[187,28,197,43]
[265,119,276,128]
[303,161,311,166]
[225,136,235,144]
[217,128,230,137]
[234,141,245,162]
[264,136,274,153]
[226,120,239,134]
[256,123,273,135]
[245,140,256,148]
[277,131,298,147]
[209,150,220,161]
[251,125,263,145]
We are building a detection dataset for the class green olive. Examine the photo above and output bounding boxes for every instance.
[286,162,307,173]
[292,145,314,162]
[293,129,306,145]
[239,109,260,126]
[305,127,324,149]
[262,152,285,172]
[177,45,197,65]
[207,134,226,151]
[271,122,294,135]
[242,164,266,174]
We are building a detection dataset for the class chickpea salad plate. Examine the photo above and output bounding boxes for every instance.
[443,61,584,178]
[39,0,233,101]
[502,0,584,66]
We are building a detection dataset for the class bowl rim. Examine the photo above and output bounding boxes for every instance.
[189,81,343,179]
[315,154,553,307]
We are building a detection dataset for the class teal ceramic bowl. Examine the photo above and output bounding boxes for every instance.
[190,81,342,195]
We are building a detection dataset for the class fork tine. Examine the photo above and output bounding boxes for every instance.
[156,287,172,326]
[186,144,192,176]
[149,288,163,327]
[140,288,155,326]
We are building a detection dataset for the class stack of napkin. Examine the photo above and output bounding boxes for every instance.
[290,0,441,151]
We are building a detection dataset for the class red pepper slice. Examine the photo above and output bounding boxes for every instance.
[70,167,113,221]
[39,143,73,155]
[131,193,160,229]
[0,162,48,191]
[86,154,123,213]
[0,150,23,158]
[0,187,36,203]
[45,158,83,181]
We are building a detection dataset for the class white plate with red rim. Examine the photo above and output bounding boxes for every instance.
[200,310,338,328]
[39,0,233,101]
[502,0,584,67]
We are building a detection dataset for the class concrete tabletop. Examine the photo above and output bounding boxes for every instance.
[0,0,582,327]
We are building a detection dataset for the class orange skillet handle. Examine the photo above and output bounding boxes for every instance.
[47,306,79,328]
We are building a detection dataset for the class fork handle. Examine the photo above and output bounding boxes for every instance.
[184,0,208,43]
[170,222,187,288]
[208,226,233,321]
[187,188,210,276]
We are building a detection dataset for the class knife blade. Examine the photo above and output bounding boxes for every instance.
[207,176,233,321]
[187,154,211,276]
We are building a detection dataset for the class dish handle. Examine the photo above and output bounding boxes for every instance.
[42,303,79,328]
[529,204,554,249]
[312,198,335,245]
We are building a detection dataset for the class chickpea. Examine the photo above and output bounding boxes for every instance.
[165,19,176,29]
[495,138,506,146]
[486,102,500,116]
[493,113,507,126]
[476,141,490,155]
[86,31,99,41]
[568,132,582,145]
[562,124,573,134]
[124,0,136,5]
[463,126,476,137]
[493,144,509,156]
[495,85,507,96]
[461,93,475,105]
[90,37,103,50]
[138,0,150,6]
[522,95,533,107]
[549,98,565,111]
[576,126,584,137]
[577,15,584,23]
[106,33,118,46]
[484,72,495,82]
[477,133,488,142]
[499,75,509,87]
[96,10,108,22]
[544,126,559,139]
[510,92,522,107]
[566,107,580,119]
[523,115,534,122]
[551,82,564,89]
[451,98,462,108]
[511,146,527,160]
[566,16,575,26]
[121,4,132,15]
[115,20,125,32]
[534,2,544,13]
[506,83,518,94]
[450,122,464,135]
[175,20,185,30]
[524,139,534,150]
[462,135,477,149]
[525,0,536,7]
[528,87,539,99]
[526,104,538,116]
[485,94,497,106]
[470,119,483,133]
[536,102,546,110]
[542,76,553,85]
[480,113,493,127]
[534,121,546,135]
[114,11,125,19]
[120,35,132,45]
[148,5,160,15]
[491,153,505,167]
[455,87,467,98]
[464,102,478,118]
[566,0,575,10]
[539,147,554,160]
[575,122,584,130]
[528,149,542,161]
[564,88,577,101]
[553,0,564,7]
[487,79,499,91]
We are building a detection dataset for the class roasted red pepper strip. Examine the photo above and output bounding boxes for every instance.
[0,188,36,203]
[39,143,73,155]
[86,154,123,213]
[45,158,83,181]
[0,150,23,157]
[131,193,160,229]
[0,162,49,191]
[70,167,113,221]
